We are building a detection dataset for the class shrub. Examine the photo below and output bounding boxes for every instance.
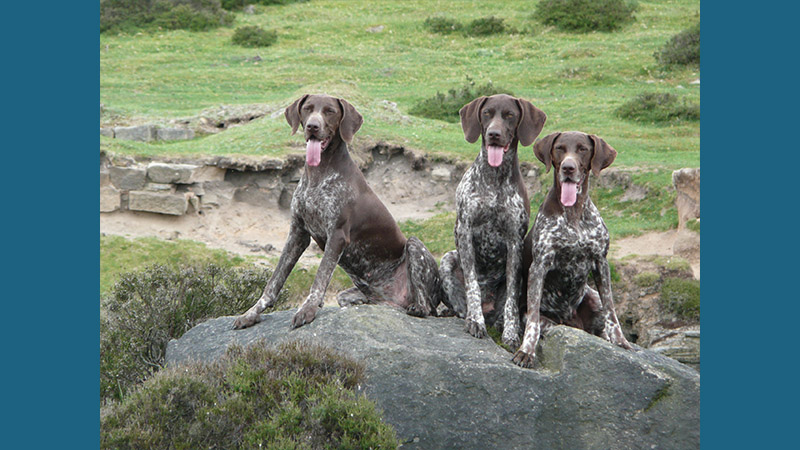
[533,0,638,33]
[100,263,283,403]
[659,277,700,320]
[424,16,463,34]
[100,0,233,34]
[463,16,507,36]
[221,0,308,11]
[655,22,700,67]
[101,341,398,450]
[616,92,699,124]
[232,25,278,47]
[409,77,514,123]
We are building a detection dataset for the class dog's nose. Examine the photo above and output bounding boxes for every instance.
[561,161,576,174]
[487,129,501,140]
[306,121,320,133]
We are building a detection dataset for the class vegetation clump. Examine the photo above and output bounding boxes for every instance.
[423,16,463,34]
[533,0,638,33]
[101,341,398,449]
[463,16,507,36]
[100,263,281,402]
[654,22,700,67]
[221,0,307,10]
[659,277,700,320]
[424,15,509,36]
[409,77,513,123]
[231,25,278,47]
[100,0,233,34]
[616,92,699,124]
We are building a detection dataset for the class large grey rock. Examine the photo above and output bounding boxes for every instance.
[167,306,699,450]
[128,191,188,215]
[109,166,146,190]
[114,125,156,142]
[147,162,198,184]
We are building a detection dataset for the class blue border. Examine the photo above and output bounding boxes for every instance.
[702,3,796,448]
[6,3,99,449]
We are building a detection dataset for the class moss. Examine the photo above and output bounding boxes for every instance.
[645,382,672,411]
[101,341,398,450]
[486,325,514,353]
[660,277,700,321]
[634,271,660,288]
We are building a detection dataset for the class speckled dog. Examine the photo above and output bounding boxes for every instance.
[439,94,546,349]
[512,131,633,369]
[233,94,446,330]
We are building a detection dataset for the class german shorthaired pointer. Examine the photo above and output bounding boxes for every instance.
[512,131,633,369]
[439,94,546,349]
[233,94,445,330]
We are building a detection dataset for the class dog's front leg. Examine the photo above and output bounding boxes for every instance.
[291,227,349,329]
[501,239,523,349]
[593,258,633,350]
[513,251,553,368]
[234,223,310,329]
[456,223,487,338]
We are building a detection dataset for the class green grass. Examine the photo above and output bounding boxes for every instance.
[100,235,251,295]
[100,0,699,170]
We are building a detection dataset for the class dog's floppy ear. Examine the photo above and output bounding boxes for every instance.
[588,134,617,176]
[459,96,488,143]
[284,94,309,135]
[337,98,363,143]
[515,98,547,147]
[533,132,560,173]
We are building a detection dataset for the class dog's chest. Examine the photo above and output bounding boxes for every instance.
[292,173,354,240]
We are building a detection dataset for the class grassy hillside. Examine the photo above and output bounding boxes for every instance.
[100,0,700,292]
[100,0,699,170]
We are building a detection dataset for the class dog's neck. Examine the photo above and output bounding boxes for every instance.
[476,138,522,184]
[543,170,591,223]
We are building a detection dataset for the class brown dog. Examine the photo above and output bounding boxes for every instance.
[513,131,632,369]
[233,94,446,330]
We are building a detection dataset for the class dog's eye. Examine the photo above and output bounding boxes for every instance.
[578,147,588,152]
[503,113,514,119]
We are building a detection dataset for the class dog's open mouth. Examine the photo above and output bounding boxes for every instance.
[486,144,510,167]
[560,177,582,207]
[305,138,330,167]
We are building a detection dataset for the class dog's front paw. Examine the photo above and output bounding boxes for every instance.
[406,301,431,318]
[502,332,521,350]
[233,311,261,330]
[465,316,488,339]
[291,304,318,329]
[512,349,537,369]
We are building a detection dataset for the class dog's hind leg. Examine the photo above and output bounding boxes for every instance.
[438,250,467,318]
[404,237,444,317]
[337,286,368,306]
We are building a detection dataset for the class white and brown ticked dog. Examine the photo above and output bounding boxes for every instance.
[512,131,633,369]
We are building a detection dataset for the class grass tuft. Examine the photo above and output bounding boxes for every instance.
[533,0,638,33]
[232,25,278,48]
[654,22,700,67]
[659,277,700,320]
[616,92,699,124]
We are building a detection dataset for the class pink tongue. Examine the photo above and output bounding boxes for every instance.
[487,146,505,167]
[306,140,322,166]
[561,182,578,207]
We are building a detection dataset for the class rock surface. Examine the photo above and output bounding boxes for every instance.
[167,306,699,450]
